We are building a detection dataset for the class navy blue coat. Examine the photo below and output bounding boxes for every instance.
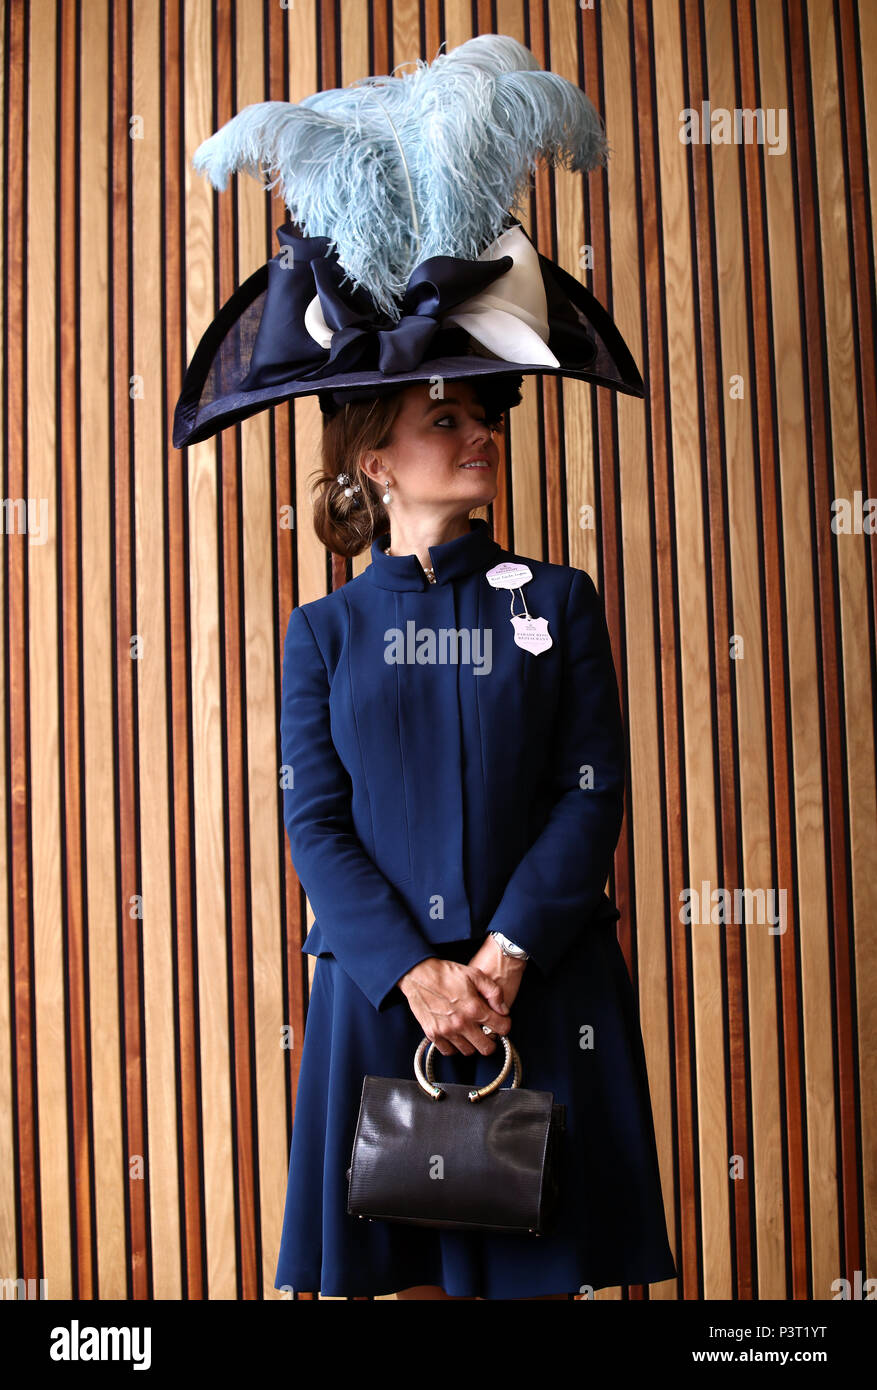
[281,517,625,1011]
[275,518,677,1297]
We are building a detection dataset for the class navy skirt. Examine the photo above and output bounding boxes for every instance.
[274,923,677,1298]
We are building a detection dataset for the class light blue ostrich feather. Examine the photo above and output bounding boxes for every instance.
[191,34,610,320]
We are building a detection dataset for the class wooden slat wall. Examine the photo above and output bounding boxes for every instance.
[1,0,873,1303]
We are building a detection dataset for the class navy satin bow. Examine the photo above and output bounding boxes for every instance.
[241,223,515,390]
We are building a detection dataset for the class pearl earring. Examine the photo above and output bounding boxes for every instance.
[382,480,391,504]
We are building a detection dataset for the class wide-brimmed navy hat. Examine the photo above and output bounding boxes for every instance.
[173,35,645,450]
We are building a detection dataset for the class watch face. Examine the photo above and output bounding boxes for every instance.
[493,932,527,958]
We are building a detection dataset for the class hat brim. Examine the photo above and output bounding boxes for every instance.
[173,250,645,449]
[317,372,527,418]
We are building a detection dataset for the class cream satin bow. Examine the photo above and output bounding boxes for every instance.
[302,223,561,368]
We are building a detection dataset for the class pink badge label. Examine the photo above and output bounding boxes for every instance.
[510,614,553,654]
[486,561,533,589]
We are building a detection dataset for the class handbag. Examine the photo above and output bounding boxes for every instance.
[345,1033,566,1236]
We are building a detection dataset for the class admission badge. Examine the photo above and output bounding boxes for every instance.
[485,562,553,656]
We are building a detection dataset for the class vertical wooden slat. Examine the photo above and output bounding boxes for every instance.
[754,0,812,1302]
[847,0,877,1283]
[631,0,700,1301]
[110,0,149,1300]
[189,0,236,1302]
[81,0,126,1299]
[30,0,71,1298]
[786,0,845,1299]
[7,0,40,1289]
[600,0,678,1301]
[812,0,875,1297]
[223,0,263,1304]
[699,0,754,1304]
[656,0,730,1301]
[806,0,864,1301]
[132,0,182,1301]
[0,0,11,1296]
[700,0,780,1307]
[174,0,210,1301]
[59,0,92,1300]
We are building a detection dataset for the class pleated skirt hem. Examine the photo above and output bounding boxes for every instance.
[275,1247,679,1300]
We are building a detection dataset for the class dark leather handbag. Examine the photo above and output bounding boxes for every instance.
[345,1034,566,1236]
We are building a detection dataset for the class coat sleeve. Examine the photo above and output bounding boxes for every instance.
[280,604,436,1011]
[484,568,626,976]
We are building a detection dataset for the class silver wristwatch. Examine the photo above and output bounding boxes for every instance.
[489,930,529,961]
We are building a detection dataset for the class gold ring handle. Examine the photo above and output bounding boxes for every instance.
[413,1034,523,1101]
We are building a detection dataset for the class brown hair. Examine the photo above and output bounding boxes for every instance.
[310,376,523,557]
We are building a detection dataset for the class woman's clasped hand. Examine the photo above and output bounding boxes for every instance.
[397,937,527,1057]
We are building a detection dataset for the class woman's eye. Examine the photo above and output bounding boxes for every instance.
[435,414,490,428]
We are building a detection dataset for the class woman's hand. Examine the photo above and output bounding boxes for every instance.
[466,934,527,1014]
[397,956,513,1057]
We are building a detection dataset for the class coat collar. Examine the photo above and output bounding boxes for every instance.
[365,517,503,591]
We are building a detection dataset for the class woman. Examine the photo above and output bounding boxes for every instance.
[172,33,676,1302]
[272,374,677,1300]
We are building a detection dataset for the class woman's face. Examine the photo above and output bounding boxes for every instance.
[363,380,501,511]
